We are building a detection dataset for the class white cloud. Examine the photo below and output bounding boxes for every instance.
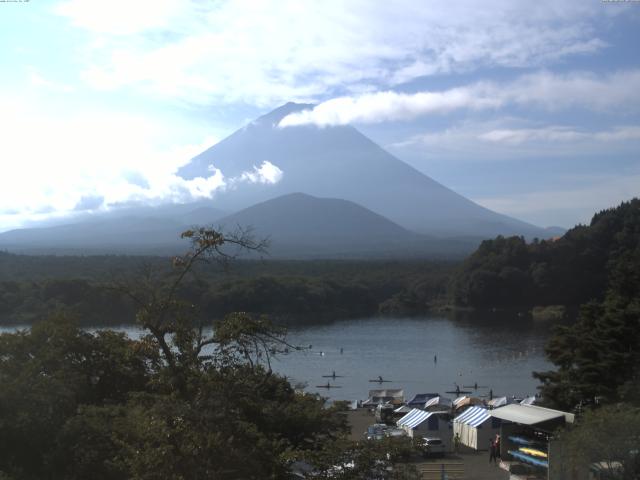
[28,67,74,93]
[54,0,183,35]
[237,161,283,185]
[280,70,640,127]
[390,121,640,161]
[279,89,502,127]
[479,125,640,145]
[0,98,224,229]
[53,0,617,106]
[0,95,289,231]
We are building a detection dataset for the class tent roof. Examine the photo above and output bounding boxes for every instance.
[454,406,492,428]
[394,405,412,414]
[397,408,434,429]
[490,404,574,426]
[488,396,508,408]
[368,389,403,398]
[425,396,452,408]
[407,393,438,404]
[454,396,484,409]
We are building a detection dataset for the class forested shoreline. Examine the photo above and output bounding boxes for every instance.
[0,254,454,326]
[3,200,639,326]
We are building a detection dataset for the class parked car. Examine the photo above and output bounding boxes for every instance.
[421,437,446,457]
[364,423,389,440]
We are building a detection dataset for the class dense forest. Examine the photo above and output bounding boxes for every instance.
[450,199,640,309]
[0,252,453,326]
[531,200,640,478]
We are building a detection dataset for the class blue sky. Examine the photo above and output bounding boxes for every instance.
[1,0,639,231]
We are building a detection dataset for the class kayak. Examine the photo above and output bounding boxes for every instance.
[519,447,547,458]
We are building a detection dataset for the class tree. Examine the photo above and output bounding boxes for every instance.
[0,226,361,479]
[304,436,421,480]
[551,406,640,480]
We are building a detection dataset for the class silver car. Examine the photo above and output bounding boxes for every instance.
[421,437,445,457]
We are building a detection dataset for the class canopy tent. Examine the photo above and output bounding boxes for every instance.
[397,409,433,430]
[490,404,574,428]
[453,396,484,411]
[453,406,500,450]
[487,396,509,408]
[424,396,452,411]
[362,389,404,407]
[494,405,574,472]
[397,408,452,448]
[519,396,537,406]
[394,405,412,414]
[406,393,439,408]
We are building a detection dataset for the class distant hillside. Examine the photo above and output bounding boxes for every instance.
[449,198,640,308]
[179,102,554,239]
[215,193,479,258]
[0,203,225,255]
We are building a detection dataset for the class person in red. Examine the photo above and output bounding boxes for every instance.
[495,434,501,459]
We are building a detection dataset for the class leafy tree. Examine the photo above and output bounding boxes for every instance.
[551,406,640,480]
[305,436,421,480]
[1,227,368,479]
[450,198,640,309]
[533,200,640,411]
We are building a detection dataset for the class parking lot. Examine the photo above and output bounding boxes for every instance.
[347,409,509,480]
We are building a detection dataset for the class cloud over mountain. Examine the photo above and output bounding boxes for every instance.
[280,70,640,127]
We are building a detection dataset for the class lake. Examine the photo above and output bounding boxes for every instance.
[1,312,554,402]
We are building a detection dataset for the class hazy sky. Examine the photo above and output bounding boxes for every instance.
[1,0,639,231]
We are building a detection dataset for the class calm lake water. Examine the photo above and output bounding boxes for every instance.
[1,313,554,402]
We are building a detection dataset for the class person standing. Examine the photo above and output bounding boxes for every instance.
[489,438,497,464]
[454,433,460,453]
[495,434,501,459]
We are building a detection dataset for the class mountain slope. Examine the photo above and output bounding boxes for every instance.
[215,193,476,258]
[0,204,226,255]
[179,102,550,238]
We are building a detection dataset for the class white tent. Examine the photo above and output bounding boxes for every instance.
[396,409,452,449]
[394,405,412,414]
[487,396,508,409]
[520,396,537,406]
[453,406,500,450]
[424,396,453,411]
[362,389,405,406]
[453,395,485,412]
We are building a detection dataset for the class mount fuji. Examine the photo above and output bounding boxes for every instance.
[0,103,561,257]
[179,102,551,239]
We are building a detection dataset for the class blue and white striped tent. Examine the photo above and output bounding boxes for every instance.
[397,408,433,431]
[397,409,452,448]
[455,406,490,427]
[453,407,501,450]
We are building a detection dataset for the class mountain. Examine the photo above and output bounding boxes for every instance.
[0,204,226,255]
[214,192,476,258]
[179,102,552,238]
[0,102,561,257]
